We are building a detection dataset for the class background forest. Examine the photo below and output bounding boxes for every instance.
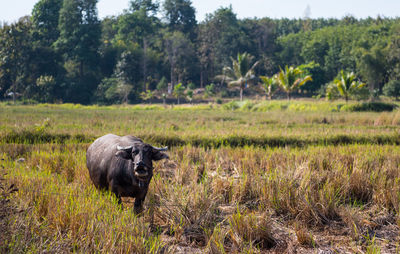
[1,0,400,104]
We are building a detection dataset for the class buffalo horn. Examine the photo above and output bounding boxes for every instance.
[117,145,133,152]
[152,146,168,151]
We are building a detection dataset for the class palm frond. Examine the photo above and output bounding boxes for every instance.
[297,75,312,87]
[232,61,241,79]
[259,76,272,85]
[215,74,234,83]
[228,79,243,87]
[337,82,346,96]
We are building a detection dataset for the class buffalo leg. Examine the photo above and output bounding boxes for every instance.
[111,184,122,207]
[134,198,144,214]
[134,185,150,214]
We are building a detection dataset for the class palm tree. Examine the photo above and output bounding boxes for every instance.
[333,70,366,102]
[140,90,155,104]
[186,89,193,104]
[217,52,259,101]
[173,83,185,104]
[275,66,312,100]
[260,75,279,100]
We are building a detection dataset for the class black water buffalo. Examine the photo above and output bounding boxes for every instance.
[86,134,168,213]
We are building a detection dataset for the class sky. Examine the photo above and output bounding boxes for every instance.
[1,0,400,24]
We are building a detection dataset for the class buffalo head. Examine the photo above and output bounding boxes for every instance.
[115,143,169,182]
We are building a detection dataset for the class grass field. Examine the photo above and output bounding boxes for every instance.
[1,101,399,253]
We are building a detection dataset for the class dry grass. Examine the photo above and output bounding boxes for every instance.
[1,104,400,253]
[1,143,399,252]
[0,171,19,253]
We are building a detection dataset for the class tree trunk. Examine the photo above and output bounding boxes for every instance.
[287,92,291,101]
[177,97,180,104]
[166,39,175,94]
[170,65,175,94]
[240,88,243,101]
[143,37,148,91]
[200,70,203,88]
[12,83,16,104]
[80,61,84,77]
[178,72,182,85]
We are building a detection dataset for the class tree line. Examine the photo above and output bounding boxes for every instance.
[1,0,400,104]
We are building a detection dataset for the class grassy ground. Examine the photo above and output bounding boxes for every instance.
[2,102,400,146]
[1,101,399,253]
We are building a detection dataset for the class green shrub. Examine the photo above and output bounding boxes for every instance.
[8,99,39,105]
[351,86,370,101]
[222,101,240,110]
[187,82,196,90]
[251,101,281,112]
[220,90,229,98]
[238,100,255,111]
[341,102,398,112]
[383,80,400,100]
[325,83,341,101]
[288,103,318,112]
[156,77,168,91]
[205,83,216,97]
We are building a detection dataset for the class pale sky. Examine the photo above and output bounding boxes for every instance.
[1,0,400,24]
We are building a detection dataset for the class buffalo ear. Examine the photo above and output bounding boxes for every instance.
[115,150,131,160]
[152,151,169,161]
[116,145,133,160]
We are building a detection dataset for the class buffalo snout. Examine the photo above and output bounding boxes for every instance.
[134,161,149,178]
[134,161,146,169]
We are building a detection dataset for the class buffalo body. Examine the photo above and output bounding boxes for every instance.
[86,134,168,212]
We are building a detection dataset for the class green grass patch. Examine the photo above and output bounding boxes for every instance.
[341,102,398,112]
[1,129,94,144]
[3,130,400,147]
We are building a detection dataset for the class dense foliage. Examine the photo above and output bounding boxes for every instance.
[1,0,400,104]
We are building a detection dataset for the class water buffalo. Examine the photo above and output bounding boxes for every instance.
[86,134,169,213]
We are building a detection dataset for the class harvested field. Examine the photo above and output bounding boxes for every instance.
[1,103,399,253]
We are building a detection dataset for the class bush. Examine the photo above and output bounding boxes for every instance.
[220,90,229,98]
[383,80,400,100]
[341,102,398,112]
[20,99,39,105]
[239,100,256,111]
[288,103,318,112]
[351,86,370,101]
[222,101,240,110]
[95,77,120,105]
[187,82,196,90]
[325,83,340,101]
[205,83,216,97]
[156,77,168,91]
